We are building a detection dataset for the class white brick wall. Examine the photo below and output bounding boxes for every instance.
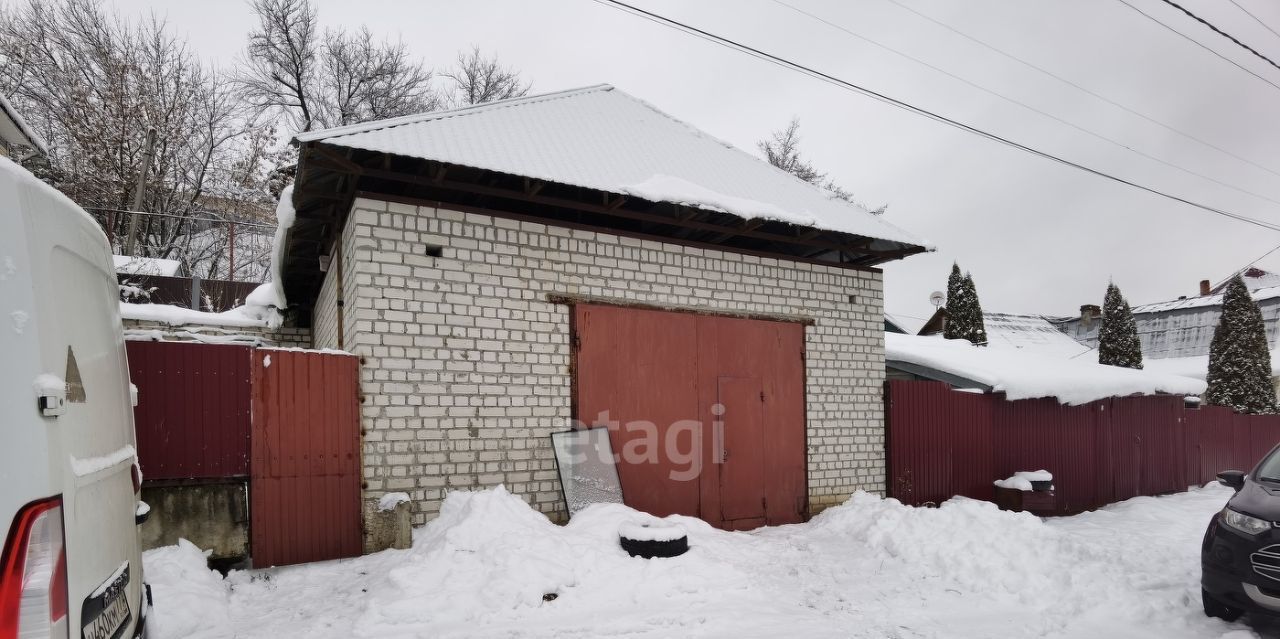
[313,197,886,532]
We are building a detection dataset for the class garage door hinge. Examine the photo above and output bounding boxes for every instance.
[570,331,581,350]
[759,391,765,402]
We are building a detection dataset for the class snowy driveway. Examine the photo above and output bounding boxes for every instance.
[145,484,1264,638]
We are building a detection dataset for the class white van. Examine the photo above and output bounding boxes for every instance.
[0,156,148,638]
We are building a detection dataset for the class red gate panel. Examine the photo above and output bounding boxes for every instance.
[573,304,806,529]
[250,349,361,567]
[127,341,252,480]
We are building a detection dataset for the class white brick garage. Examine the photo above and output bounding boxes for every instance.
[311,197,887,529]
[282,85,928,549]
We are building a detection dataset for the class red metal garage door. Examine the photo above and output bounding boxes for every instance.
[250,349,362,567]
[573,304,806,529]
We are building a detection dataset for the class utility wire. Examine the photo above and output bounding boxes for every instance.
[1114,0,1280,93]
[769,0,1280,207]
[1158,0,1280,71]
[1229,0,1280,43]
[591,0,1280,233]
[882,0,1280,181]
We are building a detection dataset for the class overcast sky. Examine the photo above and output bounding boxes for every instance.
[92,0,1280,325]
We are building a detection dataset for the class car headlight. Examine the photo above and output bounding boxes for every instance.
[1222,508,1272,535]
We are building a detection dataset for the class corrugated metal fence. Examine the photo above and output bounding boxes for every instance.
[127,341,252,479]
[886,380,1280,513]
[128,340,362,567]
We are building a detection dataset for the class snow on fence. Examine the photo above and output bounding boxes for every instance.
[886,380,1280,513]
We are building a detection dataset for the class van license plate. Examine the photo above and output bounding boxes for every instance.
[82,564,131,639]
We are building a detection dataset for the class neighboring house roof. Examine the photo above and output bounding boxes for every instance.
[113,255,183,277]
[885,333,1205,405]
[0,93,46,156]
[1057,282,1280,360]
[1210,266,1280,294]
[983,313,1093,358]
[885,312,926,335]
[294,85,925,248]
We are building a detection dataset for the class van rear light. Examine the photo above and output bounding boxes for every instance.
[0,497,67,638]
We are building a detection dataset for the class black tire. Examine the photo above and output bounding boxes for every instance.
[1203,588,1244,622]
[619,535,688,558]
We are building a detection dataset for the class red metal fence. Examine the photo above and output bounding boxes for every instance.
[127,341,252,480]
[886,380,1280,513]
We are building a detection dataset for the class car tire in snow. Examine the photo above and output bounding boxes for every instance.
[619,521,688,558]
[1202,588,1244,622]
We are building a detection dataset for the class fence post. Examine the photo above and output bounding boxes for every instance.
[228,222,236,282]
[191,275,201,310]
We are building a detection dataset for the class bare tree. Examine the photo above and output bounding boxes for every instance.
[239,0,437,133]
[758,117,882,212]
[443,46,530,107]
[0,0,279,279]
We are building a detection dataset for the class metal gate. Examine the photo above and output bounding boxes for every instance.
[249,348,362,567]
[572,303,806,530]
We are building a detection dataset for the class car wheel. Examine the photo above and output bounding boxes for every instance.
[1203,588,1244,622]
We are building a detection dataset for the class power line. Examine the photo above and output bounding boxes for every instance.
[1114,0,1280,93]
[1158,0,1280,71]
[590,0,1280,233]
[1229,0,1280,43]
[882,0,1280,181]
[769,0,1280,207]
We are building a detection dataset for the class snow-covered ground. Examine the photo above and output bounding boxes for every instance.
[145,484,1263,638]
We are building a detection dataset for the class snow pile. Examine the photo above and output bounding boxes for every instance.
[177,484,1252,638]
[617,519,687,542]
[247,184,295,310]
[112,255,182,277]
[31,373,64,395]
[378,492,410,511]
[993,472,1051,491]
[69,444,136,477]
[886,332,1207,404]
[120,302,282,330]
[143,540,231,639]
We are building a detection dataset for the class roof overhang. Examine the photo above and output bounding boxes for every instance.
[283,141,929,324]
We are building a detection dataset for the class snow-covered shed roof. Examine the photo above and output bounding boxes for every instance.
[885,333,1205,405]
[113,255,183,277]
[983,313,1092,357]
[0,93,46,156]
[294,84,925,248]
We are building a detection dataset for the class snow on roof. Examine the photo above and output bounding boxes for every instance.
[120,301,280,329]
[885,333,1206,405]
[295,85,927,248]
[113,255,182,277]
[983,313,1092,358]
[0,93,46,155]
[1130,285,1280,313]
[1210,266,1280,294]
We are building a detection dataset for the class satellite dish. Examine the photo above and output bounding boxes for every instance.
[929,291,945,308]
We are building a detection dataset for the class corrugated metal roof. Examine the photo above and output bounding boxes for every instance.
[295,85,926,247]
[983,313,1092,358]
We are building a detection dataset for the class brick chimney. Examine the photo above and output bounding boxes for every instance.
[1080,304,1101,328]
[1200,279,1211,296]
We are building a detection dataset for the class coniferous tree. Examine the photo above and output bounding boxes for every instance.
[962,273,988,346]
[1206,275,1277,414]
[1098,283,1143,369]
[943,263,966,340]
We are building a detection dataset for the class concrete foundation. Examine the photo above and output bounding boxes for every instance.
[140,481,250,561]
